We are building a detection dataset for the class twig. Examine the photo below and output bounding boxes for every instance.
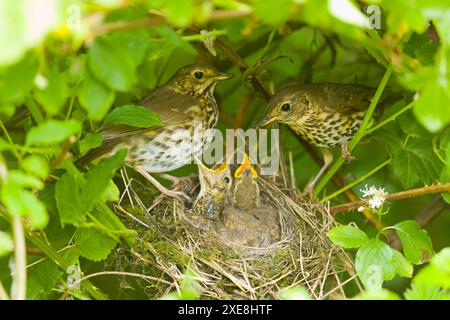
[330,183,450,215]
[92,9,252,37]
[11,216,26,300]
[364,100,414,136]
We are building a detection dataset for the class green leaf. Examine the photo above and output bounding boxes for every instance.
[392,249,413,278]
[22,155,49,179]
[79,132,103,156]
[386,124,443,188]
[163,0,194,26]
[254,0,292,26]
[353,289,401,300]
[397,112,428,137]
[26,119,81,146]
[404,283,448,300]
[355,238,396,290]
[88,37,137,91]
[413,247,450,289]
[80,149,127,213]
[413,81,450,133]
[109,30,151,67]
[78,69,115,121]
[403,33,440,66]
[0,171,48,228]
[27,259,59,300]
[75,227,118,262]
[0,231,13,257]
[393,220,433,264]
[104,105,162,128]
[102,180,120,202]
[0,53,38,104]
[327,225,369,248]
[55,173,84,227]
[279,285,312,300]
[34,67,68,115]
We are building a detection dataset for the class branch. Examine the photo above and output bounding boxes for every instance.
[91,9,252,37]
[330,183,450,215]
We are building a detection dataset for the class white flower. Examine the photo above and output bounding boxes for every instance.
[360,185,388,210]
[357,206,366,212]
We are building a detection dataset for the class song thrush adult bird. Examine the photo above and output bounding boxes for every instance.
[77,64,232,200]
[257,83,397,194]
[219,154,281,247]
[191,161,233,219]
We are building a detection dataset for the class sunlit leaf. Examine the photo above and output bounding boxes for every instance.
[104,105,162,128]
[75,227,118,262]
[26,119,81,146]
[355,239,396,290]
[327,225,369,248]
[88,37,137,91]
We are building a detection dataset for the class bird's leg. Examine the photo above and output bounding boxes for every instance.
[303,149,334,197]
[341,142,356,162]
[134,167,191,202]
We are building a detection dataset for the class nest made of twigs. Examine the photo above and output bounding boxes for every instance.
[107,167,358,300]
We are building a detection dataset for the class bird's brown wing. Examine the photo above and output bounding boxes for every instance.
[76,87,199,166]
[312,83,375,114]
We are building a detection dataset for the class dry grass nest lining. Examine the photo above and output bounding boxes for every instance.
[111,172,358,300]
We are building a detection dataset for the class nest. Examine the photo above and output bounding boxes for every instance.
[108,169,358,300]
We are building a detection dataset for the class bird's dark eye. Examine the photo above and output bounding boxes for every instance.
[223,176,230,184]
[194,71,204,79]
[281,103,291,112]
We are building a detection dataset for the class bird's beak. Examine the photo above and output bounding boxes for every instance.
[234,154,258,178]
[214,72,233,81]
[255,116,277,129]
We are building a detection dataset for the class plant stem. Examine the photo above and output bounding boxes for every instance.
[11,216,26,300]
[321,159,391,203]
[330,183,450,214]
[0,120,23,162]
[313,65,393,197]
[182,29,227,42]
[364,100,414,136]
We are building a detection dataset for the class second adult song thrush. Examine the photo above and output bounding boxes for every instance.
[77,64,232,200]
[257,83,399,194]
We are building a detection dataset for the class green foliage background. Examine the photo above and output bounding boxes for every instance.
[0,0,449,300]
